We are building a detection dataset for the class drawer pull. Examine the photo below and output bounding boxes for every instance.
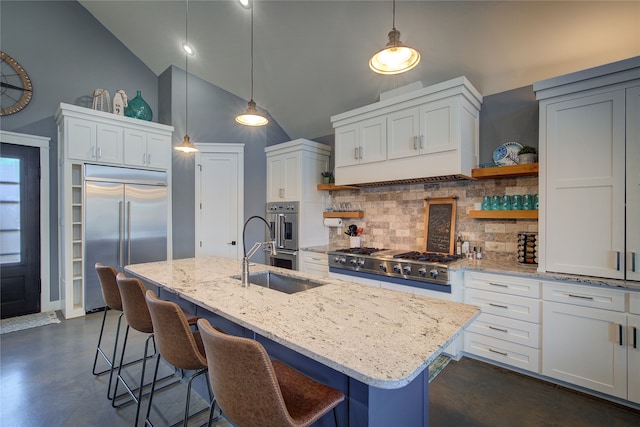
[488,325,508,333]
[489,302,508,309]
[632,252,637,273]
[633,327,638,349]
[489,282,508,288]
[567,294,594,300]
[616,251,621,271]
[488,348,508,356]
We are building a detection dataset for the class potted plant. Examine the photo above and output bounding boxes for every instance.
[321,170,333,184]
[518,145,538,164]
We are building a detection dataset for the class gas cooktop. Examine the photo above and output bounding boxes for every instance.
[327,248,461,285]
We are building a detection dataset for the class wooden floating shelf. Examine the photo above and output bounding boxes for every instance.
[323,211,364,218]
[469,210,538,219]
[317,183,359,191]
[472,163,539,179]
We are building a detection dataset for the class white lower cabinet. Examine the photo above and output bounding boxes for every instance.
[542,282,637,403]
[299,251,328,277]
[463,272,541,373]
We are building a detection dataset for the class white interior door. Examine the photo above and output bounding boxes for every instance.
[195,143,244,259]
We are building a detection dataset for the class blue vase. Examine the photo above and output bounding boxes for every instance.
[124,90,152,121]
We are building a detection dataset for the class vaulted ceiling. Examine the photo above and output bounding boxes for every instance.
[79,0,639,140]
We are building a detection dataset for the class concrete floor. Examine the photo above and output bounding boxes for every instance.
[1,309,640,426]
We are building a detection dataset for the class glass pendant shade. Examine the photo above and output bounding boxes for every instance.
[369,28,420,75]
[236,100,268,126]
[174,134,198,153]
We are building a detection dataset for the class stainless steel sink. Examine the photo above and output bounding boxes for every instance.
[232,271,327,294]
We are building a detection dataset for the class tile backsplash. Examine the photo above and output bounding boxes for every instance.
[327,176,538,262]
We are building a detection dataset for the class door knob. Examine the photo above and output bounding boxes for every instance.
[226,241,236,245]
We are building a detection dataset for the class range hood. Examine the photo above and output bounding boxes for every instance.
[331,77,482,187]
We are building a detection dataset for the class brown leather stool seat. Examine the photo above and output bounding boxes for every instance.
[144,290,211,427]
[93,263,125,400]
[198,318,345,427]
[113,274,200,426]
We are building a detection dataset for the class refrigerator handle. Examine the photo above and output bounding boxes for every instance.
[127,201,132,265]
[118,201,124,268]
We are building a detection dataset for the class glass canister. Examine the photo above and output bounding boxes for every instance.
[491,195,502,210]
[481,196,492,210]
[501,195,512,210]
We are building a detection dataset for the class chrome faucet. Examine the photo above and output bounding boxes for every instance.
[242,215,276,287]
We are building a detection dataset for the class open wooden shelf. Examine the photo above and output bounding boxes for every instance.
[317,183,359,191]
[469,210,538,219]
[323,211,364,218]
[472,163,538,179]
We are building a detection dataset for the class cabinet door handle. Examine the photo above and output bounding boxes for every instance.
[616,251,621,271]
[618,324,624,346]
[631,252,637,272]
[359,146,363,159]
[92,145,97,158]
[147,153,151,164]
[143,153,147,164]
[633,327,638,349]
[568,293,594,300]
[98,146,102,159]
[413,136,417,150]
[488,325,508,333]
[420,135,424,149]
[489,302,508,309]
[489,348,508,356]
[354,147,359,160]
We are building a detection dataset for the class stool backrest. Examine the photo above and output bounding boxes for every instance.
[197,318,294,427]
[115,274,153,334]
[145,290,207,370]
[95,263,122,311]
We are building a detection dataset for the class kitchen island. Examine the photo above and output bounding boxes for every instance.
[125,256,479,426]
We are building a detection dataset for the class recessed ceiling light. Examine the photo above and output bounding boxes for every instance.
[238,0,250,9]
[182,43,194,56]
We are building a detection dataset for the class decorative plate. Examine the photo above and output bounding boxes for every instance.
[492,142,523,166]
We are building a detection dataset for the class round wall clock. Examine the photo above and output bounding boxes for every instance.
[1,52,33,116]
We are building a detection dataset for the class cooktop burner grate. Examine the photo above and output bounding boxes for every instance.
[392,251,461,263]
[334,247,385,256]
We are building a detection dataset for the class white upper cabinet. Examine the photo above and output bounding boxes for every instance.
[265,138,331,203]
[331,77,482,186]
[124,128,171,170]
[66,118,123,164]
[535,57,640,280]
[627,85,640,281]
[335,116,386,167]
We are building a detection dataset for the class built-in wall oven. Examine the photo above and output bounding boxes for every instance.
[265,201,299,270]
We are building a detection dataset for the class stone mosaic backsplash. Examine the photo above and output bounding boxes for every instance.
[327,176,538,263]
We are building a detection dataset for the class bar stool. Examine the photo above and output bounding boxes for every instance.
[144,290,212,427]
[93,263,125,400]
[114,274,200,427]
[197,318,345,427]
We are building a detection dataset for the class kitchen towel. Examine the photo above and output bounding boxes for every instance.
[323,218,343,228]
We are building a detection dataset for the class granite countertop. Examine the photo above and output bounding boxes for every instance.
[452,259,640,292]
[125,256,479,389]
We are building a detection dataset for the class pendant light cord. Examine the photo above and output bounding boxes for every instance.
[392,0,396,30]
[185,0,189,133]
[250,3,254,101]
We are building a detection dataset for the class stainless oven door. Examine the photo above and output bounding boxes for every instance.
[266,213,298,251]
[266,249,297,270]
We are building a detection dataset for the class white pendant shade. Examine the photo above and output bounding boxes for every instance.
[174,134,198,153]
[236,100,269,126]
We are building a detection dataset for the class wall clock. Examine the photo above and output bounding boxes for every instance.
[1,52,33,116]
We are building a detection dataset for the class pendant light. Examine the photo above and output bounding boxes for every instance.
[175,0,199,153]
[236,1,268,126]
[369,0,421,75]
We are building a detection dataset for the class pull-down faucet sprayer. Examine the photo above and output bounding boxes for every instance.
[241,215,276,287]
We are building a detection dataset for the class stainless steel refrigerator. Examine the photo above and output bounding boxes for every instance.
[84,164,168,312]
